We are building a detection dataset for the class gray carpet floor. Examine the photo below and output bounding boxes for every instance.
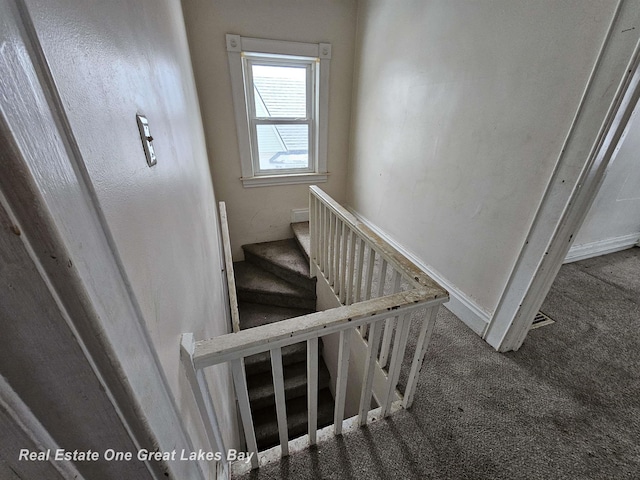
[236,247,640,479]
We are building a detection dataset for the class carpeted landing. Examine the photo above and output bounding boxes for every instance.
[235,247,640,479]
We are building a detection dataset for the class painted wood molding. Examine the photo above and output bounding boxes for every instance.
[344,207,491,337]
[564,232,640,263]
[485,1,640,352]
[226,34,330,187]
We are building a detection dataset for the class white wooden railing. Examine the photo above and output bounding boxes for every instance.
[181,187,448,476]
[219,202,240,333]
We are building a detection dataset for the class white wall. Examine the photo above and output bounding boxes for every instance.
[567,109,640,260]
[181,0,357,259]
[22,0,236,474]
[347,0,617,329]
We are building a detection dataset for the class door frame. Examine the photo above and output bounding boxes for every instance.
[484,1,640,352]
[0,1,208,478]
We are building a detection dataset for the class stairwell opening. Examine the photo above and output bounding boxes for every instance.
[191,188,448,475]
[233,222,335,450]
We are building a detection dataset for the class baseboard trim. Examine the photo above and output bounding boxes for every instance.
[345,207,491,337]
[564,232,640,263]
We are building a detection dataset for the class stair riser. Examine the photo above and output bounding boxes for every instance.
[238,302,313,331]
[244,250,316,293]
[237,290,316,310]
[291,222,311,262]
[250,379,328,411]
[254,390,335,451]
[293,235,310,263]
[248,366,331,411]
[244,339,324,376]
[233,261,315,305]
[245,346,305,377]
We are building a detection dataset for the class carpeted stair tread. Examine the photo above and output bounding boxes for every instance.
[234,261,311,297]
[247,358,331,411]
[242,238,315,291]
[244,338,324,376]
[245,343,305,377]
[238,301,313,330]
[291,222,311,262]
[234,261,316,310]
[253,388,335,451]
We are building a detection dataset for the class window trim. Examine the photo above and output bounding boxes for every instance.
[226,34,331,187]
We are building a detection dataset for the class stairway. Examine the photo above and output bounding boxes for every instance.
[234,222,335,450]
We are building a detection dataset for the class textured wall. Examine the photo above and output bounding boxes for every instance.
[347,0,617,316]
[21,0,236,473]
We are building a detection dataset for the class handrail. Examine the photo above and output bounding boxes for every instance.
[192,289,441,368]
[182,187,449,474]
[219,202,240,333]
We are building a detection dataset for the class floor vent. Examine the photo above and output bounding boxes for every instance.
[530,311,555,330]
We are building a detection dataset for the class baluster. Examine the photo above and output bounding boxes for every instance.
[317,199,322,271]
[327,212,334,283]
[403,305,439,409]
[307,337,319,445]
[230,358,259,469]
[270,348,289,456]
[379,270,401,367]
[309,195,317,270]
[381,312,412,417]
[334,219,341,296]
[338,222,348,303]
[360,247,376,338]
[324,206,330,276]
[332,217,341,289]
[357,319,384,426]
[317,198,323,273]
[315,198,324,272]
[375,258,388,298]
[334,328,353,434]
[317,201,322,273]
[354,238,365,303]
[363,247,375,300]
[345,230,357,305]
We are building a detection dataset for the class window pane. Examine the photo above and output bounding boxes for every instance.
[256,124,309,170]
[252,65,307,118]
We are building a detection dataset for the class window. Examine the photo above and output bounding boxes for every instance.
[247,60,312,173]
[226,34,331,187]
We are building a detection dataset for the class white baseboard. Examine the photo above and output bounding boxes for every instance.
[564,232,640,263]
[291,208,309,223]
[345,207,491,337]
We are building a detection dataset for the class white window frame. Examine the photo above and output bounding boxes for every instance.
[245,55,315,176]
[226,34,331,187]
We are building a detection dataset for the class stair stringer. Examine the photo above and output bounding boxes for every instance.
[313,262,400,419]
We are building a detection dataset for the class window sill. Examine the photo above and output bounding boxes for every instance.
[241,172,328,188]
